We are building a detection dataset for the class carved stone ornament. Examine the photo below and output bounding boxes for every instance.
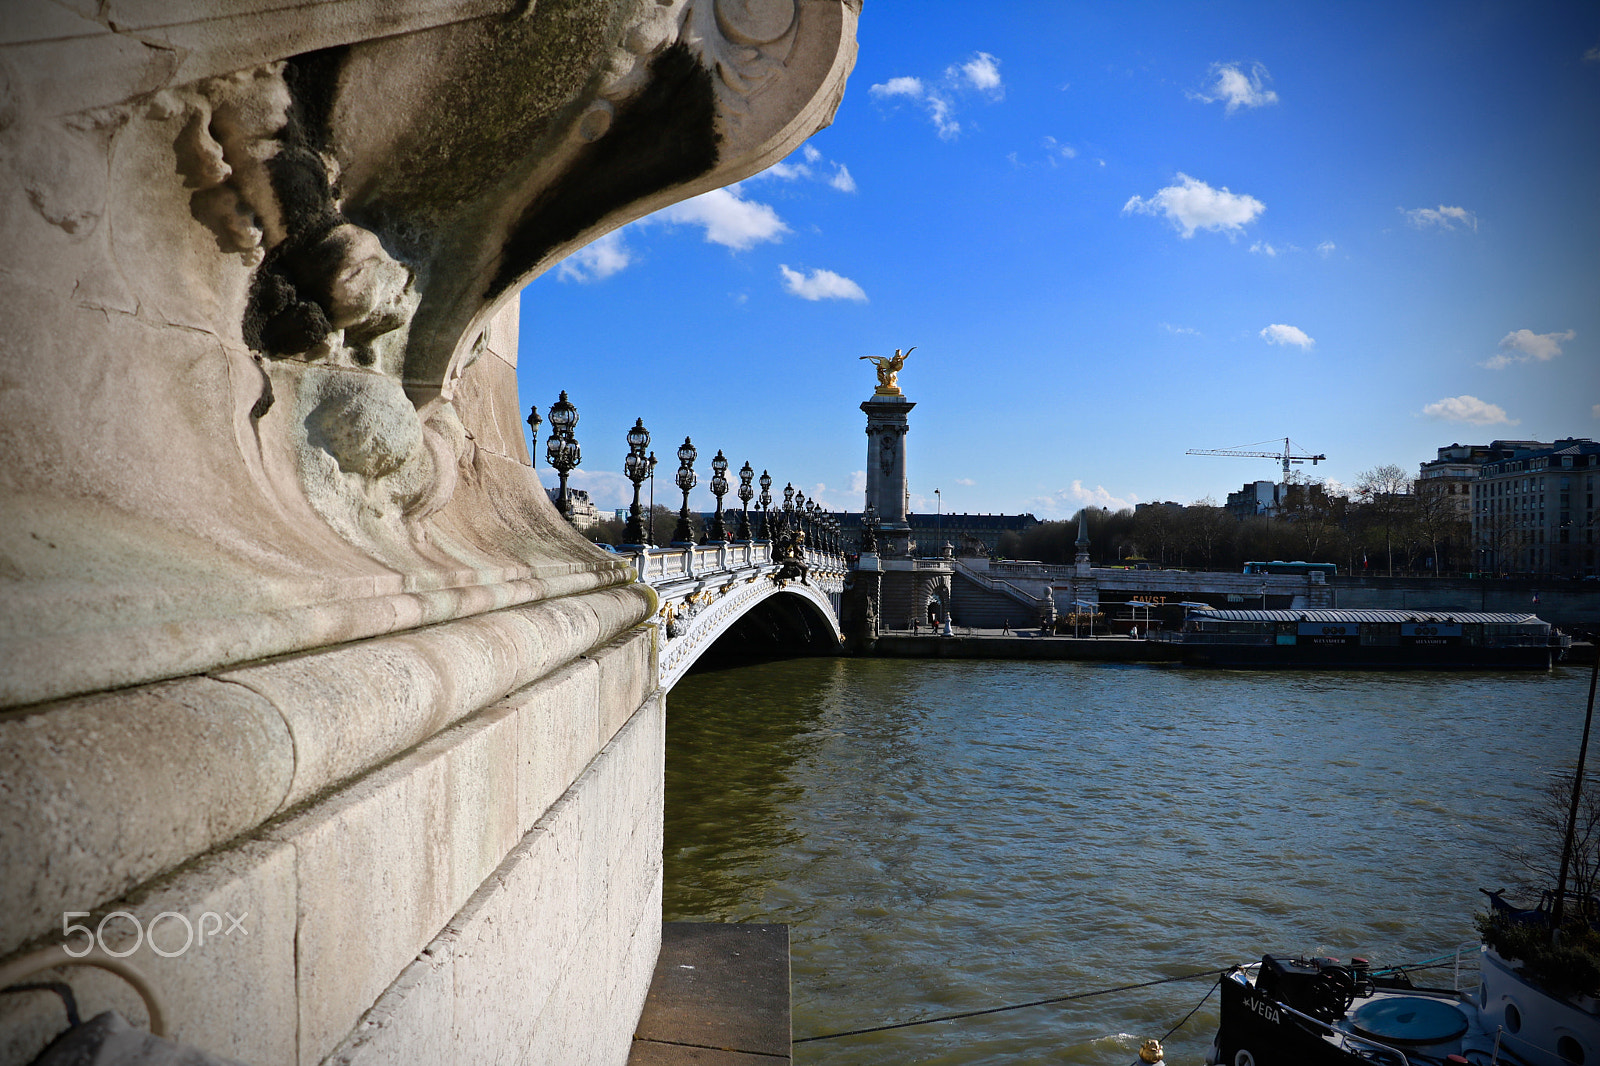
[0,1,861,708]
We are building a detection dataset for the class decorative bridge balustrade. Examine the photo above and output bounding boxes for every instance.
[625,542,848,690]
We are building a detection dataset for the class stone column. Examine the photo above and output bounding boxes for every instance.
[863,395,915,557]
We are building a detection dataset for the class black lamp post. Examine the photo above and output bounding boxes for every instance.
[622,418,650,546]
[545,391,581,522]
[673,437,697,545]
[758,470,772,539]
[707,450,730,543]
[794,491,807,539]
[526,404,541,455]
[737,462,754,540]
[646,451,657,546]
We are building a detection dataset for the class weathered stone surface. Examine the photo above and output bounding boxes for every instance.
[0,679,293,957]
[2,1,857,1061]
[0,840,297,1066]
[325,695,665,1066]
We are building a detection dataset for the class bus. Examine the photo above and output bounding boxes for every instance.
[1241,560,1338,578]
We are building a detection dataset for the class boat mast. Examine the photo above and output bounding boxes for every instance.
[1552,631,1600,935]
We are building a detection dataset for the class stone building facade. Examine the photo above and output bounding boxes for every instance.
[1471,439,1599,577]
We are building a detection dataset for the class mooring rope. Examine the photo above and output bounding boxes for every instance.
[793,968,1225,1043]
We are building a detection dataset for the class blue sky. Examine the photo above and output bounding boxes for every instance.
[517,2,1599,520]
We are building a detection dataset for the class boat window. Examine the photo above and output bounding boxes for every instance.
[1505,1002,1522,1033]
[1558,1034,1584,1064]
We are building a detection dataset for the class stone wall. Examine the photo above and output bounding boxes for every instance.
[0,2,857,1062]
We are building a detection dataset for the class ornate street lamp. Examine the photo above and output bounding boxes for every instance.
[758,470,772,539]
[707,450,730,543]
[646,451,658,546]
[526,404,541,454]
[545,391,581,522]
[622,418,651,546]
[673,437,697,545]
[737,462,755,540]
[784,482,795,514]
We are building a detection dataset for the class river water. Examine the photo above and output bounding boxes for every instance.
[662,657,1592,1065]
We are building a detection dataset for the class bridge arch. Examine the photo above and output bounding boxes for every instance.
[631,543,846,690]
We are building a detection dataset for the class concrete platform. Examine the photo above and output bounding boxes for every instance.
[629,924,791,1065]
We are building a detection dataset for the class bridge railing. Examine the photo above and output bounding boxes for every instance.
[627,541,846,587]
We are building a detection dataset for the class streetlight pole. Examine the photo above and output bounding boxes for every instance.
[757,470,772,540]
[737,462,754,540]
[935,487,941,556]
[622,418,650,547]
[673,437,697,546]
[708,450,730,543]
[646,451,657,546]
[545,391,581,522]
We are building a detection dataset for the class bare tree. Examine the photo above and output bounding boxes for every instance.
[1500,764,1600,920]
[1354,464,1415,576]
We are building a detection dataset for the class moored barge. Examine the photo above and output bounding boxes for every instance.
[1178,608,1563,669]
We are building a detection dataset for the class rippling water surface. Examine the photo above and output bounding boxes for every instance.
[663,658,1588,1065]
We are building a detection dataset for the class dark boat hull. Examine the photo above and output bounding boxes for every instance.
[1213,968,1406,1066]
[1182,642,1552,670]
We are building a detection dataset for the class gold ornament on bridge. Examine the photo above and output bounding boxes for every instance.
[860,347,914,395]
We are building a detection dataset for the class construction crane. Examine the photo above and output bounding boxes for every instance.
[1186,437,1327,480]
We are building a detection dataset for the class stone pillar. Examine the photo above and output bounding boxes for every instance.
[863,396,915,557]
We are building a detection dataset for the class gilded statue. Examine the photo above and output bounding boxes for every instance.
[860,346,914,395]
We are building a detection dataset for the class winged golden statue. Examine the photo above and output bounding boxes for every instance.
[860,346,914,395]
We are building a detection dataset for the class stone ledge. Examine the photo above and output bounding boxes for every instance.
[630,924,791,1065]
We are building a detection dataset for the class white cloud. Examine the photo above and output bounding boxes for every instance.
[536,467,634,510]
[1193,62,1279,113]
[1585,43,1600,63]
[1593,404,1600,419]
[1067,480,1137,513]
[1260,323,1314,349]
[1123,173,1265,239]
[1024,481,1139,519]
[1316,240,1336,257]
[849,470,867,494]
[1403,204,1477,232]
[952,52,1003,96]
[556,230,632,282]
[1250,241,1277,257]
[871,75,924,99]
[778,264,868,302]
[1483,328,1575,369]
[1422,395,1518,426]
[754,147,857,193]
[955,477,976,486]
[870,52,1005,140]
[1043,135,1078,163]
[1161,323,1199,336]
[761,159,812,181]
[650,185,789,250]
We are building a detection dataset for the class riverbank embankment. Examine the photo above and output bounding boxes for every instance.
[866,630,1597,665]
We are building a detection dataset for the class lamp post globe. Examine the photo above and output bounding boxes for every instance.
[545,391,581,522]
[622,417,650,546]
[758,470,772,538]
[737,461,755,540]
[646,451,658,546]
[708,449,730,543]
[673,437,697,545]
